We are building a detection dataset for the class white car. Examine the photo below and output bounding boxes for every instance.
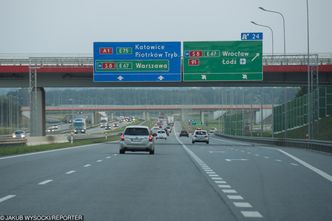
[192,130,209,144]
[156,130,167,140]
[119,125,155,154]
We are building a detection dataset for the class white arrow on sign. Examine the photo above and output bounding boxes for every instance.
[225,159,248,162]
[242,74,248,80]
[158,75,164,81]
[251,53,260,62]
[117,75,124,81]
[201,74,207,80]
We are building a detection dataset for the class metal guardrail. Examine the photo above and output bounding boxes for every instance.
[215,133,332,153]
[0,54,331,66]
[0,136,27,145]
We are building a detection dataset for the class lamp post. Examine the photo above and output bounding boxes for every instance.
[251,21,274,56]
[306,0,311,139]
[258,7,286,55]
[258,7,288,139]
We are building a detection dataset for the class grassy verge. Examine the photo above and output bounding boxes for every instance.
[0,135,119,157]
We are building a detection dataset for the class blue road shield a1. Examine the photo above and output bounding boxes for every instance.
[93,42,181,82]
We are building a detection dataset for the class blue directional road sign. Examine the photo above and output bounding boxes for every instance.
[241,32,263,41]
[93,42,181,82]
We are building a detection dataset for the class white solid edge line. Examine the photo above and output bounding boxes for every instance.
[0,142,104,160]
[38,179,53,185]
[278,149,332,183]
[0,195,16,203]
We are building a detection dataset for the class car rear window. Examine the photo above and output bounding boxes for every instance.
[124,128,149,136]
[158,131,165,134]
[195,131,207,135]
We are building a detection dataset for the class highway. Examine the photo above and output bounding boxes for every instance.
[0,124,332,221]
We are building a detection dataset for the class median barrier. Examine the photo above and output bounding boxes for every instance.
[27,135,68,146]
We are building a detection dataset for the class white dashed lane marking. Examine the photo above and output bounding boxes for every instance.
[175,132,263,218]
[218,185,231,188]
[227,195,244,200]
[241,211,263,218]
[215,180,227,184]
[84,164,91,167]
[234,202,253,208]
[0,195,16,203]
[106,156,111,159]
[96,160,103,163]
[222,189,238,194]
[38,179,53,185]
[66,170,76,175]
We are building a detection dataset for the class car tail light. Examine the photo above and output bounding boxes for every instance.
[120,134,125,141]
[148,135,153,142]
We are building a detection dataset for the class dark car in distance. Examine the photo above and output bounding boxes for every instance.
[179,130,189,137]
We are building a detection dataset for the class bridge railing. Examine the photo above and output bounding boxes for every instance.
[263,54,321,65]
[0,54,331,66]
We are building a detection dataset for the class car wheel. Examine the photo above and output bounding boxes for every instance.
[206,141,209,144]
[192,141,195,144]
[119,149,125,154]
[149,150,155,155]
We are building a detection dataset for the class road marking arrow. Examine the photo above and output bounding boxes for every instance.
[225,159,248,162]
[251,53,260,61]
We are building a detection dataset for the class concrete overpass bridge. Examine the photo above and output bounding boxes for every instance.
[0,54,332,88]
[1,54,331,136]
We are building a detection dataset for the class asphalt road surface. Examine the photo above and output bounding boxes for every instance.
[0,124,331,221]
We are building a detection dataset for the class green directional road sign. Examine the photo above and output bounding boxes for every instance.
[183,41,263,81]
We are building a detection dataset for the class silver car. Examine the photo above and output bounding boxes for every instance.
[119,125,155,154]
[192,130,209,144]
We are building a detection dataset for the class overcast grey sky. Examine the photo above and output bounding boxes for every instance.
[0,0,331,55]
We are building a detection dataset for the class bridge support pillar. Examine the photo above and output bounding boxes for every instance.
[200,111,205,125]
[143,112,150,121]
[181,109,185,121]
[30,87,46,136]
